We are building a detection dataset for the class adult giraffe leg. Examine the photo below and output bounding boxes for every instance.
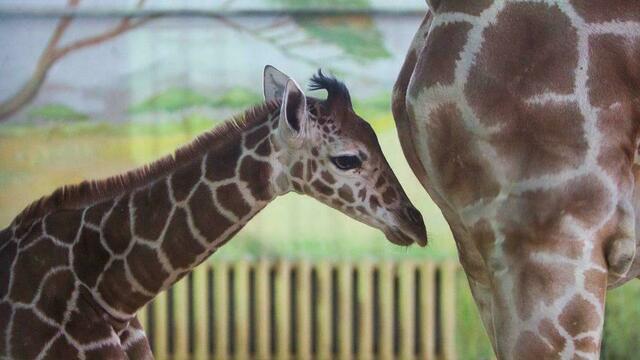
[119,316,153,360]
[476,221,609,358]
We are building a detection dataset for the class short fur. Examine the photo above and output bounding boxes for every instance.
[12,101,280,227]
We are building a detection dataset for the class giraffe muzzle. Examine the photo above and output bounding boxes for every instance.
[384,206,428,247]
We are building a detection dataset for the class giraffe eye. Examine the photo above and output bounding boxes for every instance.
[330,155,362,170]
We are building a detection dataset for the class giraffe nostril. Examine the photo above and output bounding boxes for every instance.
[405,206,423,226]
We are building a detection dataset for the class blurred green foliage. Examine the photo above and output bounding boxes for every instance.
[28,103,89,122]
[130,88,210,113]
[295,18,391,61]
[211,88,262,109]
[602,282,640,358]
[268,0,391,62]
[130,87,262,114]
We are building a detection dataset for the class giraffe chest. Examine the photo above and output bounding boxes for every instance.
[405,3,640,284]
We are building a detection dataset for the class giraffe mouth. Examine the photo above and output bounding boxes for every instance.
[384,228,418,247]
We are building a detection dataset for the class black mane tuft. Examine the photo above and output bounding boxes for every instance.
[308,69,352,106]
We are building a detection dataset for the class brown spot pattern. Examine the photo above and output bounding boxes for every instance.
[426,103,500,206]
[338,185,355,203]
[84,199,114,226]
[239,156,273,201]
[583,269,606,304]
[382,188,397,205]
[538,319,566,353]
[216,184,251,218]
[558,296,600,336]
[439,0,492,15]
[103,196,131,255]
[513,261,574,320]
[11,309,57,359]
[189,184,234,243]
[0,241,17,298]
[369,196,380,212]
[162,208,204,269]
[493,103,587,180]
[570,0,640,23]
[414,22,472,89]
[245,125,270,149]
[44,210,82,243]
[596,106,638,188]
[10,238,68,303]
[44,337,79,359]
[171,162,202,202]
[255,139,271,156]
[133,180,172,240]
[205,141,241,182]
[320,171,336,185]
[97,260,152,314]
[0,303,11,354]
[311,180,334,196]
[73,227,110,288]
[588,34,640,109]
[513,330,558,359]
[36,270,75,324]
[291,162,304,180]
[467,3,577,117]
[127,244,169,293]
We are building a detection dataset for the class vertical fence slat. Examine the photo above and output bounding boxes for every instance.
[137,306,148,336]
[378,261,394,360]
[172,277,189,359]
[275,260,291,360]
[441,262,457,360]
[193,265,208,360]
[141,259,453,360]
[316,261,332,360]
[213,262,229,360]
[357,261,373,360]
[153,291,168,360]
[418,262,435,360]
[399,262,416,360]
[338,262,353,360]
[296,261,312,360]
[234,260,250,360]
[255,259,271,359]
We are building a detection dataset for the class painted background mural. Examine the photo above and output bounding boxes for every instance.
[0,0,638,357]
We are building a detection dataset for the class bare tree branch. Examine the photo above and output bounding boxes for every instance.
[211,15,328,71]
[53,17,155,61]
[0,0,153,121]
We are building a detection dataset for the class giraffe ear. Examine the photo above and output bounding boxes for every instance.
[278,79,308,143]
[263,65,291,102]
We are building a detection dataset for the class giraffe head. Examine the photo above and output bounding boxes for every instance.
[264,65,427,246]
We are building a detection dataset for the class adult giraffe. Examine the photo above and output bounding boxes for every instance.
[0,66,427,359]
[393,1,640,358]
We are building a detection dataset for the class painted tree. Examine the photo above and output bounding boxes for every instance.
[0,0,390,122]
[0,0,153,121]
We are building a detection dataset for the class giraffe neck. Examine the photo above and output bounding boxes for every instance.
[81,108,287,320]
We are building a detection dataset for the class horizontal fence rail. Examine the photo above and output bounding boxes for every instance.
[138,259,458,360]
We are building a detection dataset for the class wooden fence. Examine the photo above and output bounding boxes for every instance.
[138,259,459,360]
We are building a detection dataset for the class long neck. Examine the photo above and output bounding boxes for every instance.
[86,112,283,320]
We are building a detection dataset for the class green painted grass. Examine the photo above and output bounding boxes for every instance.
[28,103,89,122]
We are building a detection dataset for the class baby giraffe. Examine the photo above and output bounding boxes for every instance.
[0,66,426,359]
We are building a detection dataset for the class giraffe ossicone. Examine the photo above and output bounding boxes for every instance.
[394,1,640,359]
[0,65,426,359]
